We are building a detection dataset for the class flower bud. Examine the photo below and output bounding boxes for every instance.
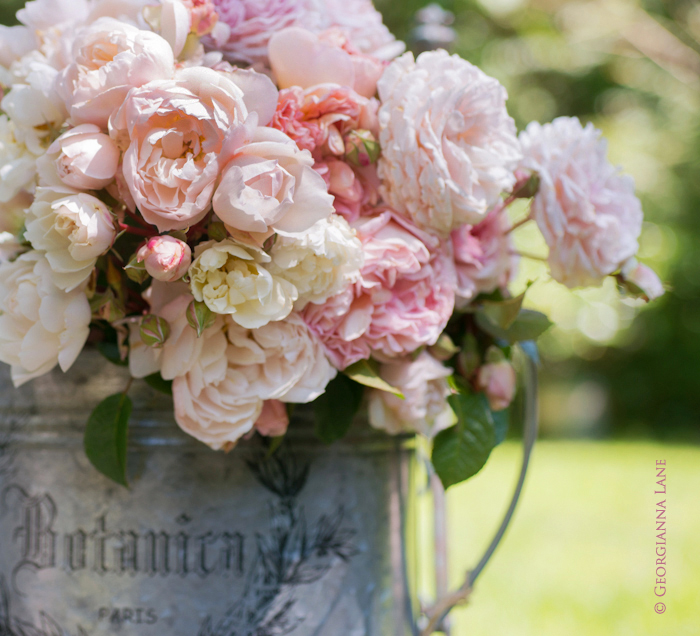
[476,360,516,412]
[254,400,290,438]
[344,129,380,167]
[49,124,120,191]
[140,314,171,348]
[621,258,665,301]
[186,299,216,337]
[137,235,191,282]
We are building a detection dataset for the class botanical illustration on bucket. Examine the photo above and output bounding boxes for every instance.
[0,0,663,489]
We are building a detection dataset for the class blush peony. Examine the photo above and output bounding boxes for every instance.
[377,50,521,235]
[519,117,643,287]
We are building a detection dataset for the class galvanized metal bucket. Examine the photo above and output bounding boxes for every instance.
[0,351,415,636]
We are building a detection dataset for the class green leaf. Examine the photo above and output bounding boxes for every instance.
[313,374,364,444]
[266,435,285,458]
[432,392,496,489]
[492,407,510,445]
[343,359,403,398]
[144,373,173,396]
[84,393,132,487]
[124,254,149,284]
[480,293,525,330]
[476,309,552,343]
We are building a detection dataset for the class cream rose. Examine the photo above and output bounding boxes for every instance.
[25,187,117,290]
[111,67,248,232]
[368,352,454,437]
[173,325,262,451]
[213,126,334,235]
[48,124,120,191]
[188,239,297,328]
[0,115,38,202]
[56,18,175,129]
[225,312,336,403]
[377,50,521,235]
[0,250,91,387]
[268,214,363,310]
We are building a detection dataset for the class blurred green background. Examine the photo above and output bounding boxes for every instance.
[2,0,699,634]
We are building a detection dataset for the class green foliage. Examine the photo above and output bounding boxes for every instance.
[476,309,552,344]
[84,393,132,487]
[432,392,497,489]
[144,373,173,396]
[313,374,364,444]
[343,359,403,397]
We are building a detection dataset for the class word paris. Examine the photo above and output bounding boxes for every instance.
[0,0,663,488]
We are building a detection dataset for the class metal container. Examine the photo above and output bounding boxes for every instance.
[0,351,415,636]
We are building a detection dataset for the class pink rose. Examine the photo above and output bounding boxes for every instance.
[519,117,643,287]
[477,360,516,412]
[137,235,192,282]
[57,18,175,129]
[185,0,220,36]
[111,67,248,232]
[303,209,457,369]
[48,124,120,191]
[269,27,383,98]
[254,400,289,437]
[451,206,517,305]
[213,127,334,234]
[368,352,454,436]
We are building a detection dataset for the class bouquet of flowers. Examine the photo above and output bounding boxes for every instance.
[0,0,663,487]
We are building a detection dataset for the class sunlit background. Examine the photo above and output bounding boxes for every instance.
[1,0,699,634]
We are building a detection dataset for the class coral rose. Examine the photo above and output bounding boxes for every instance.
[377,50,521,235]
[519,117,644,287]
[111,67,248,232]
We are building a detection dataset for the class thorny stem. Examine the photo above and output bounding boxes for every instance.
[119,223,154,238]
[124,207,152,228]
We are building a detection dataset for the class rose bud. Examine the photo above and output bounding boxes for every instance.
[140,314,171,348]
[137,235,192,282]
[254,400,290,438]
[186,299,216,337]
[621,258,665,301]
[49,124,120,191]
[476,360,517,411]
[344,129,380,167]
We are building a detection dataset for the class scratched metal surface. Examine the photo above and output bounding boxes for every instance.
[0,351,414,636]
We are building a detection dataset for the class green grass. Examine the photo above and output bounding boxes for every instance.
[439,441,700,635]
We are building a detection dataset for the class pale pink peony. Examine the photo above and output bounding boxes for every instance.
[254,400,289,437]
[56,18,175,129]
[519,117,644,288]
[477,360,517,412]
[111,67,248,232]
[48,124,120,191]
[377,50,521,235]
[137,235,192,282]
[368,352,454,437]
[621,257,664,301]
[208,0,319,66]
[451,205,517,305]
[303,209,457,369]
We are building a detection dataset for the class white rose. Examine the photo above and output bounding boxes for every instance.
[174,324,262,451]
[368,352,455,436]
[377,50,521,235]
[0,115,38,202]
[268,215,363,310]
[189,239,297,329]
[213,127,334,235]
[0,25,36,69]
[0,250,91,387]
[226,312,337,403]
[25,187,116,291]
[128,281,222,380]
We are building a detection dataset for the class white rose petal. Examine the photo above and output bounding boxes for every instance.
[0,250,91,387]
